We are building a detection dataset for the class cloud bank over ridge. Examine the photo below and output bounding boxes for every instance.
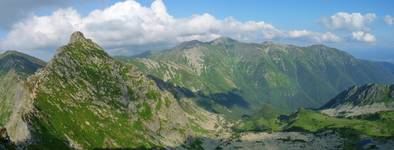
[0,0,378,55]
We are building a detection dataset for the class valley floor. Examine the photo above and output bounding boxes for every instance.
[177,130,394,150]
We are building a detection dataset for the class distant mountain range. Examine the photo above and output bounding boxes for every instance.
[1,32,394,149]
[119,37,394,119]
[0,50,45,77]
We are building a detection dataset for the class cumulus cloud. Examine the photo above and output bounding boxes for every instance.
[287,30,341,43]
[0,0,341,54]
[0,8,82,50]
[385,15,394,25]
[0,0,101,29]
[321,12,376,30]
[352,31,376,43]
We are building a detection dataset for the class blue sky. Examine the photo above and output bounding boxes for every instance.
[0,0,393,61]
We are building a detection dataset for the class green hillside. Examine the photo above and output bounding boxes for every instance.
[119,37,394,118]
[23,32,223,149]
[285,108,394,137]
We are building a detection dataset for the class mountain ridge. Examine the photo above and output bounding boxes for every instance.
[319,83,394,117]
[0,50,45,78]
[1,33,394,149]
[121,37,394,119]
[2,31,230,149]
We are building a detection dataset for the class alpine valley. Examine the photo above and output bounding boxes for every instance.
[1,32,394,150]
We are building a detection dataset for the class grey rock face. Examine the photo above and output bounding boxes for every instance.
[69,31,86,43]
[320,84,394,117]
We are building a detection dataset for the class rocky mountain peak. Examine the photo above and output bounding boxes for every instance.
[69,31,87,43]
[56,31,104,55]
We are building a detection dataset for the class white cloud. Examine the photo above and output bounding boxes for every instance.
[0,8,81,50]
[321,12,376,30]
[287,30,341,43]
[0,0,341,54]
[352,31,376,43]
[385,15,394,25]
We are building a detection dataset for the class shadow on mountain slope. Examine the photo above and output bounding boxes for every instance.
[148,75,250,110]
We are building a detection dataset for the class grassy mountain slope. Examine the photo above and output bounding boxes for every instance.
[234,83,394,134]
[22,32,227,149]
[234,84,394,148]
[232,83,394,148]
[283,108,394,148]
[119,38,394,118]
[285,108,394,137]
[236,104,287,132]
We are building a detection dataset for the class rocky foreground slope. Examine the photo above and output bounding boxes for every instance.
[0,50,45,145]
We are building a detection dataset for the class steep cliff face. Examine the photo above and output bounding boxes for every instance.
[0,50,45,144]
[0,50,45,126]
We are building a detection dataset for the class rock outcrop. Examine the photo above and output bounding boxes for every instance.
[320,84,394,117]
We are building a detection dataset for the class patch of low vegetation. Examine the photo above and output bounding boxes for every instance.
[285,108,394,137]
[146,90,160,100]
[235,104,287,132]
[139,102,153,120]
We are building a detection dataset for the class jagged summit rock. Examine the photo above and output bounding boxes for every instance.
[69,31,86,43]
[58,31,104,53]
